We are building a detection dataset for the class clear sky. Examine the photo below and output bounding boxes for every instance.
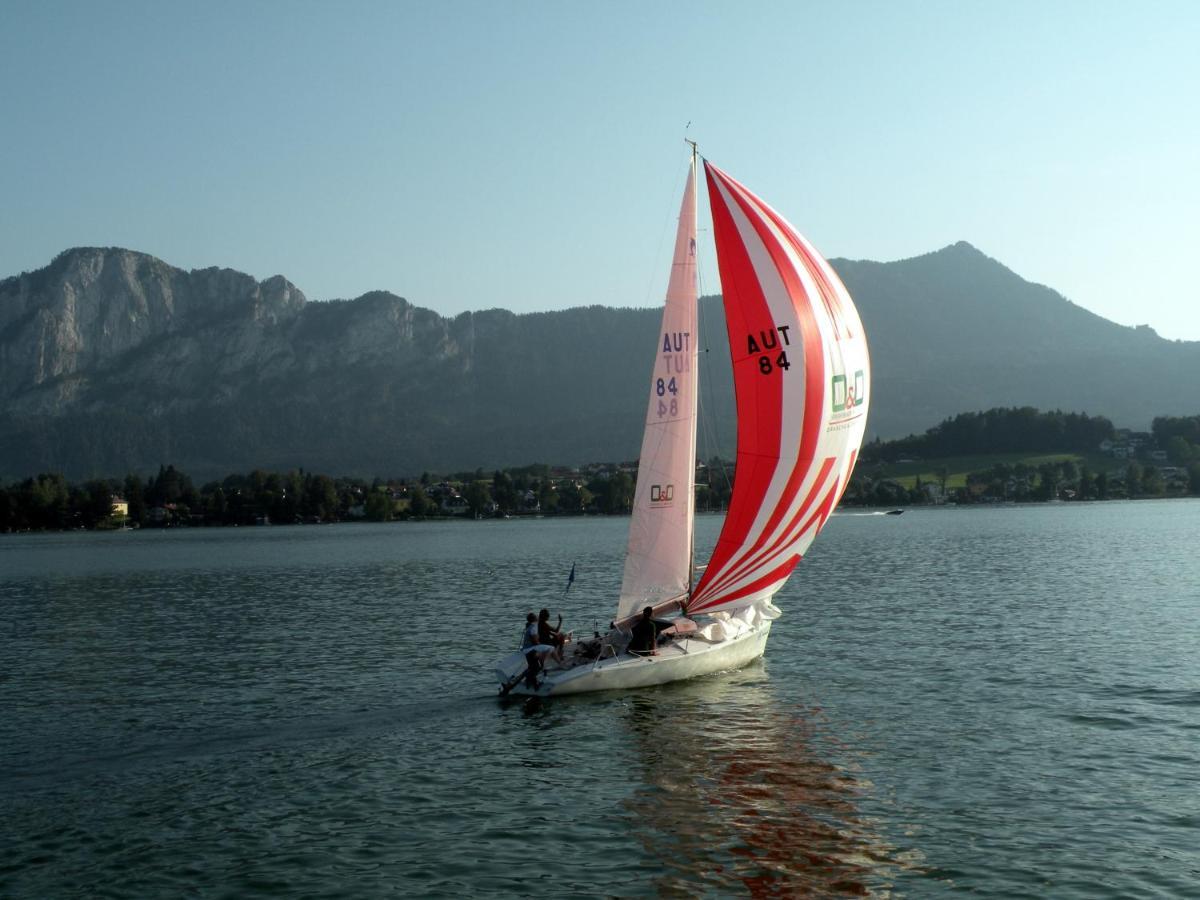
[3,1,1198,338]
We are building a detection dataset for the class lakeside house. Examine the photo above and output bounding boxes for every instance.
[1102,430,1156,461]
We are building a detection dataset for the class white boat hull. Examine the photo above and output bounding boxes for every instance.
[497,618,773,697]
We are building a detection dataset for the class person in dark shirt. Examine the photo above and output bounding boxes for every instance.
[629,606,658,655]
[538,608,566,663]
[521,611,542,689]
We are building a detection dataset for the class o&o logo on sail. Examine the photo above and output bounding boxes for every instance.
[830,370,866,421]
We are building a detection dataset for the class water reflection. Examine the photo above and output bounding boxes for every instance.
[622,670,909,897]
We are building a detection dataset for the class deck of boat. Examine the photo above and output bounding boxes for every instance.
[496,603,781,697]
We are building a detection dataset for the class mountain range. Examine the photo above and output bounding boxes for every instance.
[2,244,1197,481]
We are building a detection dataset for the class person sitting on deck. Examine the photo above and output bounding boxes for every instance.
[538,608,567,664]
[628,606,658,656]
[521,612,542,688]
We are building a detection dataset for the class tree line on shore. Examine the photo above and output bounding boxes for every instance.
[848,409,1200,506]
[4,408,1200,532]
[0,460,734,533]
[845,456,1200,507]
[862,408,1114,461]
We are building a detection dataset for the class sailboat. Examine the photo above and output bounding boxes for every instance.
[495,146,870,696]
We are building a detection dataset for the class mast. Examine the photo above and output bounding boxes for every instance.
[684,139,699,599]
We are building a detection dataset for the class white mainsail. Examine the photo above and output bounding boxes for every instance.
[616,158,700,620]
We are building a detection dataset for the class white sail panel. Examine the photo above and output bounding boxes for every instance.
[689,162,869,614]
[616,161,700,620]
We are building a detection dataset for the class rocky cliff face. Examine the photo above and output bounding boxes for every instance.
[2,244,1198,481]
[0,247,662,479]
[0,249,305,413]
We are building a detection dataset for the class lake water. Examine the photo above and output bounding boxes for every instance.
[2,501,1199,897]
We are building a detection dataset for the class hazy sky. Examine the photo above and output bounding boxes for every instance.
[3,1,1198,338]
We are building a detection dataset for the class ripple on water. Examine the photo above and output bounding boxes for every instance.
[3,507,1200,897]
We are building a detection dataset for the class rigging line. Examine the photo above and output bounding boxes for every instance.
[640,150,696,309]
[696,244,734,506]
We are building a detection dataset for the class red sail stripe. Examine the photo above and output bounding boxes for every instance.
[688,177,778,604]
[700,405,859,619]
[693,554,802,613]
[717,165,854,347]
[781,455,849,549]
[713,166,827,512]
[792,237,853,341]
[696,422,854,614]
[689,164,786,601]
[691,165,820,605]
[692,455,803,605]
[692,453,824,602]
[691,163,828,609]
[756,199,855,341]
[691,461,837,613]
[794,465,845,544]
[720,168,854,350]
[834,449,859,508]
[693,456,837,603]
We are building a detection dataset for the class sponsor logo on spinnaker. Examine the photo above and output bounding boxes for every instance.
[831,370,866,420]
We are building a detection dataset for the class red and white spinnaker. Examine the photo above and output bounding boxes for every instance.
[685,162,870,614]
